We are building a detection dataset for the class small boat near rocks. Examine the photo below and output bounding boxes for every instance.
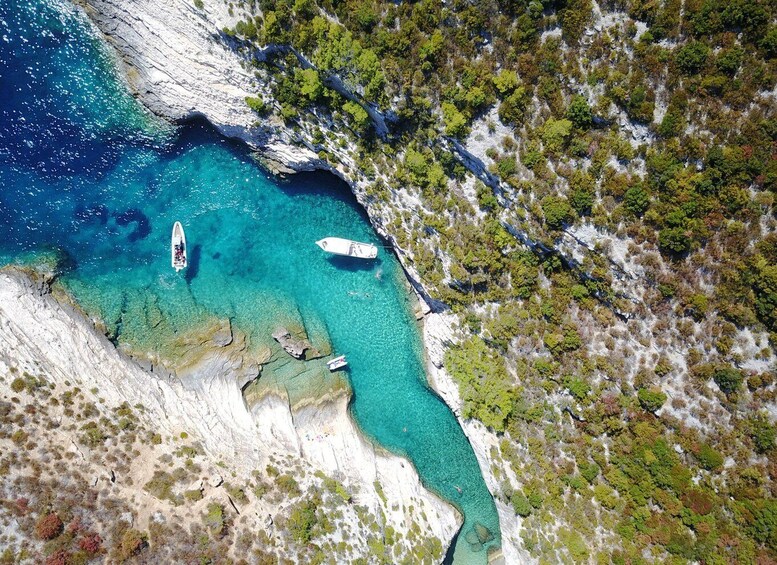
[326,355,348,371]
[171,221,187,272]
[316,237,377,259]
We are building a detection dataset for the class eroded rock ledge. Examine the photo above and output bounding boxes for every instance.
[0,269,460,559]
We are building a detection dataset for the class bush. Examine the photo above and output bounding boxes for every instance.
[747,414,776,453]
[79,533,102,553]
[35,512,63,540]
[658,227,691,254]
[115,529,146,561]
[695,443,724,471]
[245,96,267,115]
[203,503,226,536]
[541,196,575,230]
[712,366,743,394]
[512,493,532,517]
[637,388,667,413]
[566,95,593,130]
[288,499,318,544]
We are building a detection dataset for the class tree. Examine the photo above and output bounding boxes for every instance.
[658,227,691,254]
[754,263,777,331]
[676,42,710,75]
[444,337,515,432]
[566,95,593,130]
[295,68,323,103]
[542,118,573,153]
[542,196,575,229]
[624,185,650,215]
[493,69,520,97]
[342,100,370,132]
[442,102,468,138]
[498,87,528,125]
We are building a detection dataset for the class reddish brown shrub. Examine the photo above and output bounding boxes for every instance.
[681,488,714,516]
[35,512,63,540]
[79,533,102,553]
[14,497,29,515]
[44,550,68,565]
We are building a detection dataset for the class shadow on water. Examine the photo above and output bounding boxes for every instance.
[326,255,382,273]
[442,526,461,565]
[114,208,151,242]
[185,244,202,283]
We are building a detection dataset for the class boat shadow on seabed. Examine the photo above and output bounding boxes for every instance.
[184,244,202,283]
[326,254,383,273]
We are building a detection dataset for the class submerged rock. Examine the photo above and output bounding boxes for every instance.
[272,326,311,359]
[465,529,483,552]
[475,522,494,543]
[212,319,233,347]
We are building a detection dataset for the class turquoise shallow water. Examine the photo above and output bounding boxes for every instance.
[0,0,501,561]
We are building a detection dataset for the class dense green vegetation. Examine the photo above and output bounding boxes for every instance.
[220,0,777,560]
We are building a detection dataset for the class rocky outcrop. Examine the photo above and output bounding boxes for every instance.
[0,269,460,554]
[272,327,311,360]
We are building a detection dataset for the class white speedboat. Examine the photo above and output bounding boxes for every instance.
[326,355,348,371]
[316,237,377,259]
[171,221,187,272]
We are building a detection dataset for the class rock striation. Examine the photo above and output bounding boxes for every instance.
[0,269,460,555]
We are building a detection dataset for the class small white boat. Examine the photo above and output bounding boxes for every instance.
[326,355,348,371]
[316,237,377,259]
[171,221,187,272]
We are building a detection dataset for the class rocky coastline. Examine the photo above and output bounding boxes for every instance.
[0,268,460,559]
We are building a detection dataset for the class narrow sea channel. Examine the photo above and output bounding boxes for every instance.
[0,0,501,561]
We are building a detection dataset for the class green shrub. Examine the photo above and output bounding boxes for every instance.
[444,337,515,431]
[203,503,225,536]
[245,96,267,115]
[512,493,532,517]
[675,42,709,75]
[747,414,776,453]
[637,388,667,413]
[566,95,593,129]
[288,499,318,544]
[695,443,724,471]
[541,196,575,230]
[712,366,743,394]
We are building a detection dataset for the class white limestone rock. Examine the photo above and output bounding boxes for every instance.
[0,269,459,557]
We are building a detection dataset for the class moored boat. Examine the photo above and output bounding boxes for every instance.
[326,355,348,371]
[171,221,187,272]
[316,237,377,259]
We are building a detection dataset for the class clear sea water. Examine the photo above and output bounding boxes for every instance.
[0,0,501,561]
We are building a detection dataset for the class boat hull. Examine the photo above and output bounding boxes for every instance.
[316,237,377,259]
[171,221,187,272]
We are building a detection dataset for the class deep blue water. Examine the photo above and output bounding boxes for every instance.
[0,0,501,561]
